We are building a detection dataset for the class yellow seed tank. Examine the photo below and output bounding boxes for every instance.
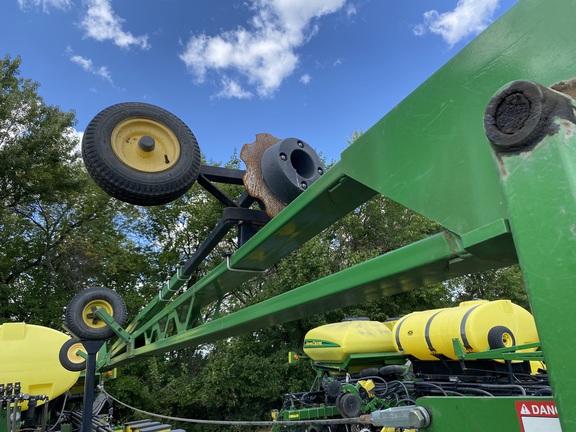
[392,300,538,360]
[303,319,396,367]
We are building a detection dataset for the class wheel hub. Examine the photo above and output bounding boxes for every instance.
[502,332,513,347]
[138,135,156,152]
[111,117,180,172]
[82,300,113,329]
[66,342,86,363]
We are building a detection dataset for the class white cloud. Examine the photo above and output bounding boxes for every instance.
[414,0,499,47]
[67,127,84,154]
[214,78,254,100]
[79,0,150,50]
[70,54,113,84]
[179,0,346,98]
[17,0,72,13]
[346,4,356,18]
[300,74,311,84]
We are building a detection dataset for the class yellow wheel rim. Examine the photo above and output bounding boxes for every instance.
[501,332,514,347]
[111,117,181,172]
[82,300,114,329]
[67,342,87,364]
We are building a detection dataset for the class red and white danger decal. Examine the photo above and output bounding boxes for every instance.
[515,401,562,432]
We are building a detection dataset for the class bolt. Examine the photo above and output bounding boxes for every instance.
[280,153,287,161]
[297,140,304,148]
[300,182,307,189]
[318,167,324,175]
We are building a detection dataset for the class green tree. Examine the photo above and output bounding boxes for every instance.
[0,55,154,325]
[0,55,80,207]
[448,265,528,310]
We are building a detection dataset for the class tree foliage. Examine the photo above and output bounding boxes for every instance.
[0,55,80,206]
[0,55,154,325]
[448,265,529,310]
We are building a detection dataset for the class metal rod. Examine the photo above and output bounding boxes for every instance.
[81,341,105,432]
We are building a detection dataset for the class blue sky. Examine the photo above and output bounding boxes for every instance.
[2,0,518,164]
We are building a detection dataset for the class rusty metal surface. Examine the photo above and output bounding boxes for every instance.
[551,77,576,99]
[241,133,285,217]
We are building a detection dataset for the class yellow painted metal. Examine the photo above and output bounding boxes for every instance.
[124,421,158,432]
[359,379,376,397]
[64,340,87,366]
[111,117,180,172]
[82,299,114,329]
[0,323,80,409]
[303,320,395,363]
[393,300,538,361]
[381,428,416,432]
[499,329,514,348]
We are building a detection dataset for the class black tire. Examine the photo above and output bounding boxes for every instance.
[82,102,201,206]
[59,338,87,372]
[324,380,342,398]
[487,325,516,349]
[337,393,362,418]
[65,286,127,340]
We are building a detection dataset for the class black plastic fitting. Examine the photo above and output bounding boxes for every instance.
[484,80,576,152]
[260,138,325,204]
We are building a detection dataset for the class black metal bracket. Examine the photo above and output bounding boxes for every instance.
[175,165,272,284]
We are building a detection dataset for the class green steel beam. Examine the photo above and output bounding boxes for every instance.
[341,0,576,235]
[94,308,131,344]
[110,167,377,358]
[107,230,515,367]
[417,397,557,432]
[278,406,340,421]
[484,80,576,432]
[452,338,544,362]
[123,165,376,335]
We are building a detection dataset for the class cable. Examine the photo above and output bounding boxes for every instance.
[456,387,494,397]
[100,387,370,428]
[386,380,410,398]
[415,382,448,396]
[48,392,69,432]
[395,398,416,406]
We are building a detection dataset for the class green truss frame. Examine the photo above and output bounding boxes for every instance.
[95,0,576,430]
